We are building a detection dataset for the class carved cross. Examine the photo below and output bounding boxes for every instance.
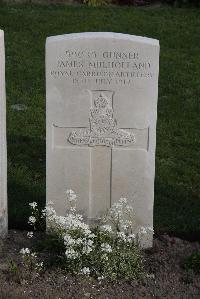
[53,90,149,219]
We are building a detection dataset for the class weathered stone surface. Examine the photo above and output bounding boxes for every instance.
[46,32,159,247]
[0,29,7,237]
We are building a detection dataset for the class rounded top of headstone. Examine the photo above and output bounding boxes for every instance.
[46,32,159,47]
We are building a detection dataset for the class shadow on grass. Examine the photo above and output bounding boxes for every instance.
[7,135,45,229]
[154,179,200,241]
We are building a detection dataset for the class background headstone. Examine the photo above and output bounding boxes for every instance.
[46,32,159,247]
[0,29,7,237]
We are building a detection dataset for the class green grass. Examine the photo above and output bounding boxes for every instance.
[183,251,200,273]
[0,4,199,236]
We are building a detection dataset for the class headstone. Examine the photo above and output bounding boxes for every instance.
[0,29,7,237]
[46,32,159,247]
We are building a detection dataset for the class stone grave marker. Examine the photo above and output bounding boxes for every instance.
[46,32,159,247]
[0,29,7,237]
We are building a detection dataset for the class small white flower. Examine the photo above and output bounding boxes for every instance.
[129,233,136,239]
[89,233,96,239]
[63,234,75,246]
[65,189,77,202]
[20,248,30,255]
[44,206,56,218]
[101,253,108,261]
[139,226,147,235]
[85,239,93,247]
[117,231,127,242]
[31,252,37,258]
[98,275,105,281]
[127,233,136,243]
[65,248,79,259]
[76,213,84,222]
[100,225,113,233]
[35,262,43,269]
[75,238,83,245]
[101,243,112,253]
[81,267,90,275]
[125,205,134,213]
[82,245,93,255]
[28,216,36,225]
[119,197,128,204]
[121,224,129,231]
[83,228,92,236]
[29,202,37,209]
[47,201,54,205]
[147,226,154,233]
[70,207,76,213]
[27,231,33,238]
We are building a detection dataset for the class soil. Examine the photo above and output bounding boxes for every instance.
[0,230,200,299]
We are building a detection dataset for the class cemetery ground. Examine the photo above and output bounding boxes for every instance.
[0,230,199,298]
[0,3,200,298]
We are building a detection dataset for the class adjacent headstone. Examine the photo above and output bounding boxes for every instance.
[46,32,159,247]
[0,29,7,237]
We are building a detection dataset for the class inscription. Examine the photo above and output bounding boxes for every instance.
[50,49,153,86]
[68,92,135,147]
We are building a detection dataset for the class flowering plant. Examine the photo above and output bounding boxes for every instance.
[83,0,111,6]
[23,190,153,281]
[19,247,43,280]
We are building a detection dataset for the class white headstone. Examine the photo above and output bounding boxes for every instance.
[0,29,7,237]
[46,32,159,247]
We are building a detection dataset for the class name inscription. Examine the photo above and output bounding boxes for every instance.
[50,49,153,86]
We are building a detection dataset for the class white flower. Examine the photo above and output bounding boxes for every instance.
[138,226,154,235]
[117,231,127,242]
[47,201,54,205]
[29,202,38,209]
[20,248,30,255]
[81,267,90,275]
[27,231,33,238]
[147,226,154,233]
[76,213,84,222]
[89,233,96,239]
[120,220,132,232]
[100,225,113,233]
[70,207,76,213]
[98,275,105,281]
[65,248,79,259]
[139,226,148,235]
[44,206,56,218]
[85,239,93,247]
[28,216,36,225]
[101,243,112,253]
[31,252,37,258]
[35,262,43,269]
[127,233,136,243]
[65,189,77,202]
[82,245,93,255]
[121,224,129,231]
[125,205,134,213]
[101,253,108,261]
[119,197,127,204]
[64,234,75,246]
[129,233,136,239]
[83,228,92,236]
[75,238,83,245]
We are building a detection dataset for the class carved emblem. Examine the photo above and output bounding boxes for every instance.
[68,92,135,147]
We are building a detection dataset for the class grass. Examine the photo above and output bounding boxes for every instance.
[183,251,200,273]
[0,3,199,237]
